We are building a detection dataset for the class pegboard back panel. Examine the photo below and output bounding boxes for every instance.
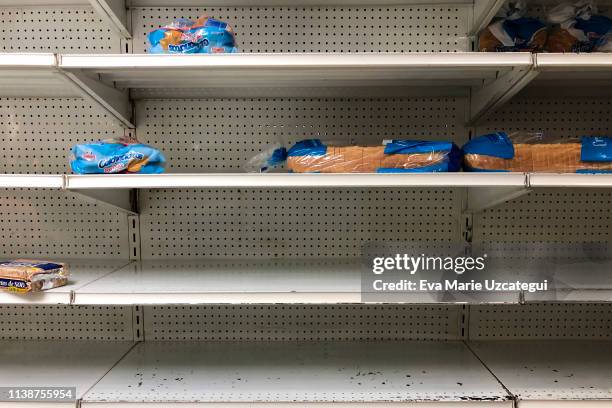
[0,6,121,53]
[473,95,612,245]
[136,97,466,172]
[139,188,461,258]
[475,96,612,141]
[0,98,120,174]
[137,97,464,259]
[468,303,612,340]
[143,305,462,341]
[0,305,134,340]
[474,189,612,244]
[131,6,470,54]
[0,189,130,259]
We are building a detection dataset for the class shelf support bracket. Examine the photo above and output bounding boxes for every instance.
[471,0,506,36]
[465,185,530,213]
[60,69,135,129]
[67,188,137,215]
[88,0,131,39]
[468,64,539,125]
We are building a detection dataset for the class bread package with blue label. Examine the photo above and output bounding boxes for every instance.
[70,137,166,174]
[0,260,69,293]
[545,0,612,52]
[479,0,547,52]
[463,132,612,173]
[245,139,461,173]
[148,15,238,54]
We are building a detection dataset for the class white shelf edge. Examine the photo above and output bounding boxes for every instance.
[0,52,57,67]
[0,174,64,188]
[529,173,612,187]
[518,401,612,408]
[59,52,534,69]
[535,53,612,70]
[81,403,512,407]
[64,173,529,189]
[74,292,363,305]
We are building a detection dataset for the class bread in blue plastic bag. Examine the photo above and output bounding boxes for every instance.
[148,15,238,54]
[70,137,166,174]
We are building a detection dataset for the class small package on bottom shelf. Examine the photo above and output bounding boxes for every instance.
[70,137,166,174]
[462,132,612,173]
[0,260,69,293]
[479,0,547,52]
[545,0,612,52]
[246,139,462,173]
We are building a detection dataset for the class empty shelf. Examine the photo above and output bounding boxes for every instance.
[0,340,134,407]
[470,340,612,404]
[81,340,512,407]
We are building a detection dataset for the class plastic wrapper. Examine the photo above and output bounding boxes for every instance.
[70,137,166,174]
[545,1,612,52]
[462,132,612,173]
[479,0,547,52]
[148,16,238,54]
[246,139,462,173]
[0,260,69,293]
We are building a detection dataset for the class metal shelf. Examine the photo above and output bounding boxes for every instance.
[64,172,528,189]
[529,53,612,97]
[529,173,612,188]
[59,52,534,122]
[0,53,133,129]
[5,172,612,214]
[65,247,612,305]
[0,174,64,188]
[470,340,612,404]
[0,260,130,305]
[81,340,512,407]
[74,258,521,305]
[0,340,135,407]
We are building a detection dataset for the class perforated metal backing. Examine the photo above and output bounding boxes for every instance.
[131,6,470,53]
[140,188,460,258]
[0,6,121,53]
[0,97,129,259]
[143,305,462,341]
[475,96,612,140]
[0,305,134,340]
[138,98,465,172]
[136,97,464,258]
[0,98,120,174]
[473,96,612,244]
[0,189,129,258]
[468,303,612,340]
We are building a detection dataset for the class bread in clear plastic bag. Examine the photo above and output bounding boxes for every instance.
[545,0,612,52]
[246,139,462,173]
[148,15,239,54]
[479,0,548,52]
[462,131,612,173]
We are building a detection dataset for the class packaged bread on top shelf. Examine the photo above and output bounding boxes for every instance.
[479,0,548,52]
[245,139,462,173]
[148,15,238,54]
[462,131,612,173]
[545,0,612,52]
